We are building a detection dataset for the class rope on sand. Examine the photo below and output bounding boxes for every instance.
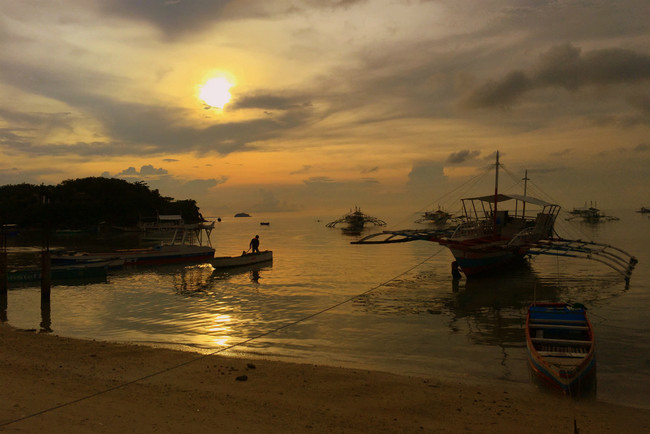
[1,247,446,428]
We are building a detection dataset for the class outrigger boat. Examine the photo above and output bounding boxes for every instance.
[326,207,386,233]
[526,302,596,395]
[353,152,637,281]
[52,222,216,266]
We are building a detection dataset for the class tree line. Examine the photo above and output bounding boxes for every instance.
[0,177,206,230]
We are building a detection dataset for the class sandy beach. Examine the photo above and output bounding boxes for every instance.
[1,323,648,433]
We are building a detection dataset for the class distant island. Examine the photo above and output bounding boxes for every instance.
[234,212,251,218]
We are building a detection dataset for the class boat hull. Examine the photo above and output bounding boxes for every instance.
[52,245,215,267]
[446,244,526,276]
[525,303,596,395]
[211,251,273,268]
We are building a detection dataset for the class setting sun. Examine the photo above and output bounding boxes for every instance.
[198,77,233,109]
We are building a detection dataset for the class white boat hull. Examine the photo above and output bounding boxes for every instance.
[211,251,273,268]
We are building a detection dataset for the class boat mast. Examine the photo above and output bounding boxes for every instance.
[493,151,499,234]
[522,169,529,218]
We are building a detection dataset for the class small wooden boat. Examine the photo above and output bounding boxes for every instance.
[210,250,273,268]
[525,302,596,395]
[7,259,123,283]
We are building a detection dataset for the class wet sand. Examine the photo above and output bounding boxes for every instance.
[1,323,649,433]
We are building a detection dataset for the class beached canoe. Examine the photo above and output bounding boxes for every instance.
[210,250,273,268]
[525,302,596,395]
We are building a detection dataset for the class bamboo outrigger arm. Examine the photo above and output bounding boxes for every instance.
[528,238,638,282]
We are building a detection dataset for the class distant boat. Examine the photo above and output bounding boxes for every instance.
[566,204,618,223]
[525,302,596,395]
[234,213,251,218]
[326,207,386,233]
[260,222,270,226]
[415,208,461,227]
[637,206,649,214]
[210,250,273,268]
[51,222,216,267]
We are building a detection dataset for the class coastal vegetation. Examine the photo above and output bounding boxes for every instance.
[0,177,205,230]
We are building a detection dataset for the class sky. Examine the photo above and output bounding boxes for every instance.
[1,0,648,219]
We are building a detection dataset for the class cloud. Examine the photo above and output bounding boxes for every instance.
[117,165,168,176]
[463,44,650,109]
[634,143,649,152]
[406,160,446,189]
[447,150,480,164]
[249,188,299,213]
[0,57,318,157]
[101,0,233,41]
[230,93,313,111]
[290,165,313,175]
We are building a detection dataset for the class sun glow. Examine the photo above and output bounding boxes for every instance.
[198,77,233,109]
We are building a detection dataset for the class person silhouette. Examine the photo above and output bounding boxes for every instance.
[249,235,260,253]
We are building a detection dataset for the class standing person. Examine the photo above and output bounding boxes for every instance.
[249,235,260,253]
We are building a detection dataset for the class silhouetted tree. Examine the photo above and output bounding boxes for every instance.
[0,178,206,229]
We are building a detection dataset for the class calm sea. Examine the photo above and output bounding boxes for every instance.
[3,209,649,409]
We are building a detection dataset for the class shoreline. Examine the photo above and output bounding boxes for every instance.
[2,323,649,432]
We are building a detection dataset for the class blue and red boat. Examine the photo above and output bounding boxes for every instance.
[525,302,596,395]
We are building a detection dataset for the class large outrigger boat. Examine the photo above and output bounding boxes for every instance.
[353,152,637,282]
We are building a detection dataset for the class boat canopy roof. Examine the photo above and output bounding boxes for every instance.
[462,193,555,207]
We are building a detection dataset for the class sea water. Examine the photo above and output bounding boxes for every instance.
[3,210,649,409]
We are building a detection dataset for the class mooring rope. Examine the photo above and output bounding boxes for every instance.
[1,247,446,427]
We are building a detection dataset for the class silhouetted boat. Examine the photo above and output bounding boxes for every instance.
[353,152,637,281]
[566,203,618,223]
[526,302,596,395]
[415,208,460,227]
[326,207,386,233]
[52,222,216,266]
[211,250,273,268]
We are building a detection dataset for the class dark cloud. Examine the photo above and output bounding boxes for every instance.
[102,0,368,41]
[464,44,650,109]
[447,150,480,164]
[635,143,649,152]
[117,165,167,176]
[230,93,313,111]
[102,0,232,40]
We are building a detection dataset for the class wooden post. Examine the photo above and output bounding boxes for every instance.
[41,249,51,304]
[0,250,7,295]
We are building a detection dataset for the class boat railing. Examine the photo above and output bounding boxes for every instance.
[450,220,492,239]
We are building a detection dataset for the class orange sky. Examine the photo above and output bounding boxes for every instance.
[0,1,648,218]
